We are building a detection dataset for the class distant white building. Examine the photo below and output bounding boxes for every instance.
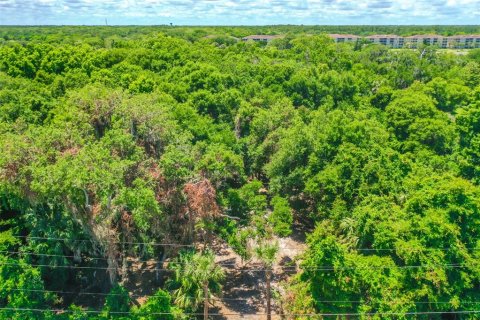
[446,35,480,48]
[329,34,361,43]
[328,33,480,49]
[405,34,446,48]
[242,35,283,42]
[365,35,404,48]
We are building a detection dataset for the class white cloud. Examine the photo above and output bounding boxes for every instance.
[0,0,479,25]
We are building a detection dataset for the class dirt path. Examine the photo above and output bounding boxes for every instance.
[211,228,307,319]
[97,226,308,319]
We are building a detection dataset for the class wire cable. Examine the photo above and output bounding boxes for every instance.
[7,288,480,305]
[0,250,238,266]
[1,307,480,317]
[13,235,194,248]
[6,288,244,301]
[0,261,475,272]
[12,235,480,252]
[2,250,479,271]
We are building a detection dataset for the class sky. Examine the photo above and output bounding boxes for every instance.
[0,0,479,25]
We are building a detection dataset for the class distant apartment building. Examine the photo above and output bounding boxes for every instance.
[242,35,283,42]
[405,34,446,48]
[329,34,361,43]
[365,35,404,48]
[328,33,480,49]
[447,35,480,48]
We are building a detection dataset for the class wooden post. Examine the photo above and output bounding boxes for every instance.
[266,268,272,320]
[204,281,209,320]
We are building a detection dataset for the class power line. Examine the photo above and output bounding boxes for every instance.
[0,250,238,266]
[0,262,170,271]
[1,307,480,317]
[282,246,480,252]
[0,250,282,269]
[0,250,107,261]
[6,288,242,301]
[310,301,480,305]
[0,261,475,272]
[0,307,186,315]
[13,235,480,252]
[3,249,479,270]
[5,239,479,272]
[341,247,480,252]
[286,311,480,317]
[7,288,480,305]
[294,263,474,272]
[13,235,195,248]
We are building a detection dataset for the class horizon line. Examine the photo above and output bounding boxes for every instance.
[1,24,480,27]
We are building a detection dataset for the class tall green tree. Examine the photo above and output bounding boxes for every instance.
[167,250,224,319]
[254,239,279,320]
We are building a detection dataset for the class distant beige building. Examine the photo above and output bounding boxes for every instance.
[242,35,283,42]
[366,35,404,48]
[328,33,480,49]
[329,34,361,43]
[447,35,480,48]
[405,34,446,48]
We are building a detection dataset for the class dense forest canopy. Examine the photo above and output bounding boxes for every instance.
[2,25,480,43]
[1,26,480,319]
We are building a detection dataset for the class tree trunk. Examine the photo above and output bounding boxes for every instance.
[266,268,272,320]
[155,249,164,285]
[155,260,161,284]
[204,281,209,320]
[121,240,127,282]
[205,224,212,252]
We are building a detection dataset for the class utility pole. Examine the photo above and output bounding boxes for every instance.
[266,267,272,320]
[204,281,209,320]
[254,239,278,320]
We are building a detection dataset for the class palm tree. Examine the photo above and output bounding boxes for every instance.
[254,239,279,320]
[168,250,224,319]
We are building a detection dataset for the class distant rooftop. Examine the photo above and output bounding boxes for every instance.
[367,34,402,38]
[405,34,444,38]
[448,34,480,39]
[242,35,283,41]
[328,33,480,48]
[328,34,361,38]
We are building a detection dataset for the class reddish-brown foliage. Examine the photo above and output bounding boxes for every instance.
[183,179,221,219]
[61,147,80,157]
[92,202,102,217]
[148,162,162,180]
